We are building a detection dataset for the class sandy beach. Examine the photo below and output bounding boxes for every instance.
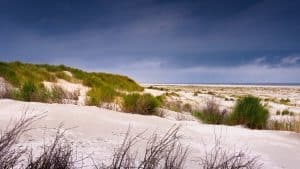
[1,98,300,169]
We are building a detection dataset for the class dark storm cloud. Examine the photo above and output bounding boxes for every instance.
[0,0,300,82]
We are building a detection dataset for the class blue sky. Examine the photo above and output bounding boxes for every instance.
[1,0,300,83]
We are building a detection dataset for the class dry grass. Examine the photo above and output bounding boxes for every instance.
[162,100,193,113]
[0,114,43,168]
[199,135,262,169]
[26,126,77,169]
[0,79,12,98]
[50,85,80,104]
[268,118,300,133]
[193,98,227,124]
[98,125,188,169]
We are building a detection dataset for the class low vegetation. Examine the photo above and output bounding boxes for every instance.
[164,92,180,97]
[193,96,269,129]
[122,93,161,115]
[160,99,193,113]
[268,119,300,133]
[0,61,143,104]
[193,91,201,96]
[99,126,188,169]
[276,109,294,116]
[199,135,261,169]
[9,80,79,104]
[193,98,227,124]
[229,96,269,129]
[147,85,169,91]
[86,87,117,106]
[279,98,291,105]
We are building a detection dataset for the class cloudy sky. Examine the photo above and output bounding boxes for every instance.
[1,0,300,83]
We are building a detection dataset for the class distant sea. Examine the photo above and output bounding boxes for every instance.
[188,83,300,86]
[143,83,300,87]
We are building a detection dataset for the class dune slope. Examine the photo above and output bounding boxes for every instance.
[0,99,299,169]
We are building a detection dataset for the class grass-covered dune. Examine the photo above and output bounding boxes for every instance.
[0,61,143,104]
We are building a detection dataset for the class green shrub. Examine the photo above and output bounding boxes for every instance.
[229,96,269,129]
[122,93,160,115]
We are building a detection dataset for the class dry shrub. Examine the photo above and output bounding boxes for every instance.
[0,114,79,169]
[163,100,183,112]
[182,103,192,112]
[268,118,300,133]
[193,98,227,124]
[0,78,12,98]
[26,126,77,169]
[99,126,188,169]
[0,114,42,168]
[162,100,193,113]
[199,135,262,169]
[50,85,80,104]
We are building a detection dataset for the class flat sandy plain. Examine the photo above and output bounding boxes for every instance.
[143,83,300,116]
[0,83,300,168]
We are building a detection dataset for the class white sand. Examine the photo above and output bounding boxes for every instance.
[0,99,300,169]
[43,79,90,105]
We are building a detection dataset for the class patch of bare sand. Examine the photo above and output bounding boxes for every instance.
[43,79,90,105]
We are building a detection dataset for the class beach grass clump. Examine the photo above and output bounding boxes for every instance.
[268,119,300,133]
[229,96,269,129]
[86,86,117,106]
[193,91,201,96]
[49,85,79,104]
[165,92,180,97]
[161,100,182,112]
[122,93,161,115]
[160,99,193,113]
[182,103,192,112]
[279,98,290,105]
[279,109,294,116]
[11,80,51,102]
[193,99,226,124]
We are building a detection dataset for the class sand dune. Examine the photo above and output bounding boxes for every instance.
[0,99,299,169]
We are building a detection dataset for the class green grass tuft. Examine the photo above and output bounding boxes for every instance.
[229,96,269,129]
